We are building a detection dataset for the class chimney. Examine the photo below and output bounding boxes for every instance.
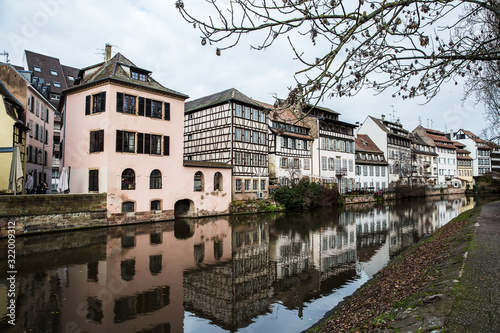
[381,114,385,121]
[105,44,112,62]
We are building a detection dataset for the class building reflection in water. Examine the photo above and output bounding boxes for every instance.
[0,195,494,333]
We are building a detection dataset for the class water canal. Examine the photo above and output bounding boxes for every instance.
[1,194,498,333]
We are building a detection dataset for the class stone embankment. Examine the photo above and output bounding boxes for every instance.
[307,200,500,332]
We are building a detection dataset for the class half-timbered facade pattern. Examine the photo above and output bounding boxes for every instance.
[184,88,269,200]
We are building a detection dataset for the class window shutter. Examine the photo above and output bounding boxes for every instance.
[116,92,123,112]
[137,133,144,154]
[98,129,104,152]
[99,92,106,112]
[164,102,170,120]
[45,129,48,144]
[85,95,91,115]
[138,97,145,116]
[116,130,123,152]
[90,131,96,153]
[145,99,152,117]
[144,134,151,154]
[45,108,49,123]
[163,136,170,156]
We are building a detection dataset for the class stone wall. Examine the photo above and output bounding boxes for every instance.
[0,193,107,237]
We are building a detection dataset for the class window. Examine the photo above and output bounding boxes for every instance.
[260,179,266,191]
[194,171,204,191]
[33,65,41,72]
[304,159,310,170]
[259,155,266,166]
[151,100,162,119]
[252,131,259,144]
[50,69,58,76]
[243,153,250,166]
[150,135,161,155]
[235,104,242,117]
[349,159,353,172]
[322,157,327,170]
[234,152,242,165]
[370,166,374,176]
[281,157,288,168]
[214,172,223,191]
[90,129,104,153]
[122,201,135,213]
[363,165,368,176]
[259,110,266,122]
[121,169,135,190]
[235,179,242,192]
[253,179,259,191]
[281,137,287,149]
[53,81,61,88]
[86,92,106,114]
[259,132,266,145]
[328,158,333,170]
[150,200,161,212]
[116,130,135,153]
[235,128,242,141]
[68,75,75,81]
[116,93,136,114]
[244,106,251,119]
[252,108,258,121]
[89,169,99,192]
[244,179,250,191]
[244,130,250,142]
[150,169,162,189]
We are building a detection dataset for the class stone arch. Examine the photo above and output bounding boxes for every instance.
[174,199,194,218]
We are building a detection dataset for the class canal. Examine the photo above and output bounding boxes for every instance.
[1,194,498,333]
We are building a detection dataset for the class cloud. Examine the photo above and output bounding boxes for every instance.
[0,0,487,135]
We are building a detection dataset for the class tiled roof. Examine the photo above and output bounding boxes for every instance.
[307,104,340,116]
[71,53,188,99]
[355,134,383,153]
[256,99,310,128]
[453,141,466,148]
[185,88,261,112]
[427,133,454,144]
[460,129,488,145]
[435,142,457,149]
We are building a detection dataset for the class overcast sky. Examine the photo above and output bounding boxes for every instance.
[0,0,487,136]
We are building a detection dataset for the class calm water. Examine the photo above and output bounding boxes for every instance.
[1,195,498,333]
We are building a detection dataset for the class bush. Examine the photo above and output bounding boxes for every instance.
[272,179,340,211]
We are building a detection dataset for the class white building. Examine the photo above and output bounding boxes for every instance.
[413,126,457,186]
[451,129,491,177]
[354,134,389,191]
[357,115,412,187]
[305,105,357,193]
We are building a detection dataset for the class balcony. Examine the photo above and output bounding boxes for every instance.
[336,168,347,176]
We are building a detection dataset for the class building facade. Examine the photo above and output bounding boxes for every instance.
[61,50,231,220]
[354,134,389,191]
[413,126,457,186]
[306,105,356,193]
[0,63,55,191]
[453,141,473,188]
[451,129,491,177]
[23,50,79,191]
[0,78,28,193]
[261,102,314,186]
[357,115,412,187]
[184,88,269,200]
[410,133,438,186]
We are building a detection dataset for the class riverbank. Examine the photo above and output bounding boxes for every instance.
[306,200,500,332]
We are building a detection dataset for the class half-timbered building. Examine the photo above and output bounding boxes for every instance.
[304,105,357,193]
[257,101,314,186]
[60,46,232,222]
[184,88,269,200]
[354,134,389,191]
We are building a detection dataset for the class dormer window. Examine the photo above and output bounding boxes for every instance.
[68,75,75,81]
[53,81,61,87]
[130,66,151,82]
[33,65,41,72]
[50,69,58,76]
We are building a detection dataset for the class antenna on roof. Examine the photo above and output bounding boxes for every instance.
[431,119,434,129]
[0,51,9,63]
[389,105,396,122]
[95,43,119,61]
[418,116,422,126]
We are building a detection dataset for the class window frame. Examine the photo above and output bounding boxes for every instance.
[149,169,162,189]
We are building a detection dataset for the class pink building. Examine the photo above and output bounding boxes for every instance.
[60,47,231,222]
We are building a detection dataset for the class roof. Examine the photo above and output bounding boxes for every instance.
[427,133,455,144]
[460,129,488,145]
[355,134,384,154]
[453,141,466,148]
[68,53,188,99]
[24,50,79,95]
[308,104,340,116]
[368,116,411,140]
[183,160,232,169]
[185,88,261,112]
[256,99,310,128]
